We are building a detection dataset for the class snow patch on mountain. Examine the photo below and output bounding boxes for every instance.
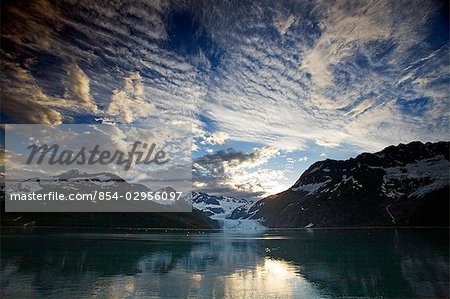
[291,180,330,195]
[383,155,449,198]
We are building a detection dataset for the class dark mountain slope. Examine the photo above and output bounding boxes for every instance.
[249,141,449,227]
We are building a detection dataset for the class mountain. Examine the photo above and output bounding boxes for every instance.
[1,171,219,229]
[2,171,263,230]
[248,141,449,228]
[192,192,253,219]
[191,192,264,230]
[2,141,448,229]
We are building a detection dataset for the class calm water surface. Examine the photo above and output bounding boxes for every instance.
[1,228,448,298]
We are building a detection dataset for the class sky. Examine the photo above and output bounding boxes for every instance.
[1,0,449,199]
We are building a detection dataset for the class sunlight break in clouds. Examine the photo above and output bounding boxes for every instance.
[193,146,287,198]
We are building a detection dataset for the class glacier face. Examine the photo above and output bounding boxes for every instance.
[191,192,265,231]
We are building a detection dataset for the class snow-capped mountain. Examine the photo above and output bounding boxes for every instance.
[192,192,252,220]
[6,170,184,198]
[3,169,195,214]
[1,170,219,229]
[191,192,265,230]
[248,141,449,228]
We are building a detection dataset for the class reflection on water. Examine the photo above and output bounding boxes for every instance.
[223,258,320,298]
[1,229,448,298]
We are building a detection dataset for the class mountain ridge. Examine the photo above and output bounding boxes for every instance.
[247,141,449,227]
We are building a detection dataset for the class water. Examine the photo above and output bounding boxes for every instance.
[1,228,448,298]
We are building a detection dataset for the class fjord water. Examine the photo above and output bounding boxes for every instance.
[1,229,448,298]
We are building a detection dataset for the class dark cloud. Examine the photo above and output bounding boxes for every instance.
[193,146,280,199]
[194,146,278,175]
[195,148,257,175]
[0,61,62,123]
[1,98,62,124]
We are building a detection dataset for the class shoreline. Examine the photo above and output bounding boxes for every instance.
[1,225,449,232]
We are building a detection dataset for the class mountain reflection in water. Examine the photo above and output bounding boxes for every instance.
[1,229,448,298]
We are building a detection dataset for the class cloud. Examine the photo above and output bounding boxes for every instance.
[64,64,97,112]
[1,98,63,125]
[0,61,101,123]
[194,146,278,175]
[201,131,229,145]
[274,13,296,35]
[298,156,308,162]
[200,0,447,151]
[106,72,155,123]
[1,0,64,51]
[193,146,285,198]
[0,61,62,124]
[192,129,230,152]
[301,1,393,89]
[286,157,295,164]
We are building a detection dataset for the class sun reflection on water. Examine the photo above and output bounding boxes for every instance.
[222,258,322,298]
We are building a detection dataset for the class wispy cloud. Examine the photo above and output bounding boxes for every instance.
[199,0,448,151]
